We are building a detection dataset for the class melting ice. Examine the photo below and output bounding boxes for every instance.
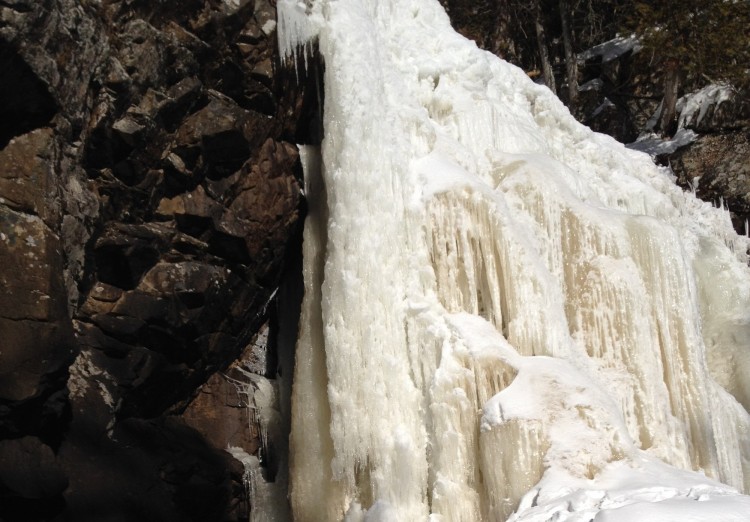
[278,0,750,520]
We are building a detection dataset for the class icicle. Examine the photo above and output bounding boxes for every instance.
[276,0,321,73]
[284,0,750,520]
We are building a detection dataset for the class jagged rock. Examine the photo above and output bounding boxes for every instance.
[59,415,235,522]
[116,19,199,89]
[112,114,147,146]
[1,0,313,519]
[173,91,278,179]
[0,129,74,404]
[672,132,750,232]
[157,183,224,221]
[0,436,67,519]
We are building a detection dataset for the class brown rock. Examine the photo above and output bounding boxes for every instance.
[0,0,314,518]
[0,318,73,401]
[0,128,58,226]
[672,131,750,232]
[0,436,67,498]
[0,206,65,321]
[181,370,261,455]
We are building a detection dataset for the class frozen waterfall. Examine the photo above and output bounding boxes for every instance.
[278,0,750,520]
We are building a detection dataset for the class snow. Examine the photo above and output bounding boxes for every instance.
[627,128,698,156]
[630,84,736,155]
[512,459,750,521]
[262,19,277,36]
[280,1,750,521]
[677,84,735,130]
[578,35,642,63]
[579,78,603,92]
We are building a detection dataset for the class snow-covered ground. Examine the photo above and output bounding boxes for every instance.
[277,1,750,520]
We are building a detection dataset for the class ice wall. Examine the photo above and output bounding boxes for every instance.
[282,1,750,520]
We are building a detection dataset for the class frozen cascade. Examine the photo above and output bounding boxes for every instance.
[280,0,750,520]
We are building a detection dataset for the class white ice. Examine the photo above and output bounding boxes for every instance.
[280,1,750,521]
[578,35,642,64]
[677,84,735,130]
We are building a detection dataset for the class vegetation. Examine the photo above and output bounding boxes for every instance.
[622,0,750,134]
[441,0,750,136]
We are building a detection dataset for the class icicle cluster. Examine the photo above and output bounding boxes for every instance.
[280,0,750,520]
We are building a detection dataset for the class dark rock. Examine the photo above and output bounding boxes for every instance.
[181,367,261,457]
[0,129,75,405]
[59,415,234,522]
[0,436,67,498]
[0,44,58,148]
[0,128,59,233]
[0,318,73,402]
[0,0,317,518]
[583,97,638,144]
[173,92,278,179]
[672,131,750,233]
[0,436,67,521]
[116,19,198,90]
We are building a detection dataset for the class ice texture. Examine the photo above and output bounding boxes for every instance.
[677,84,735,130]
[281,1,750,520]
[578,35,642,64]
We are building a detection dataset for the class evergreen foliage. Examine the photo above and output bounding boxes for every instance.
[623,0,750,89]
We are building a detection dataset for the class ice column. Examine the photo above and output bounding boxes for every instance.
[282,0,750,520]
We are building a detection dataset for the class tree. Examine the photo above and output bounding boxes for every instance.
[623,0,750,135]
[559,0,578,104]
[534,0,557,93]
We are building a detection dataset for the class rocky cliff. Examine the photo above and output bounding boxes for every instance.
[0,0,316,519]
[1,1,747,521]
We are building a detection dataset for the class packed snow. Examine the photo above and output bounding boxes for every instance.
[578,35,642,64]
[677,83,736,130]
[278,1,750,521]
[628,84,736,156]
[627,128,698,156]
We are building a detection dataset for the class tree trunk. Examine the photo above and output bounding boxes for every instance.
[559,0,577,105]
[534,2,556,94]
[658,58,680,136]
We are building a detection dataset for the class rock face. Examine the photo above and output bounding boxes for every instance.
[669,89,750,232]
[0,0,314,520]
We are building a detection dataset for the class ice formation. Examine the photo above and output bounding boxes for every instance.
[280,0,750,520]
[677,84,736,130]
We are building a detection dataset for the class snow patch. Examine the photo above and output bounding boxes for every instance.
[579,35,642,63]
[677,83,735,130]
[627,128,698,156]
